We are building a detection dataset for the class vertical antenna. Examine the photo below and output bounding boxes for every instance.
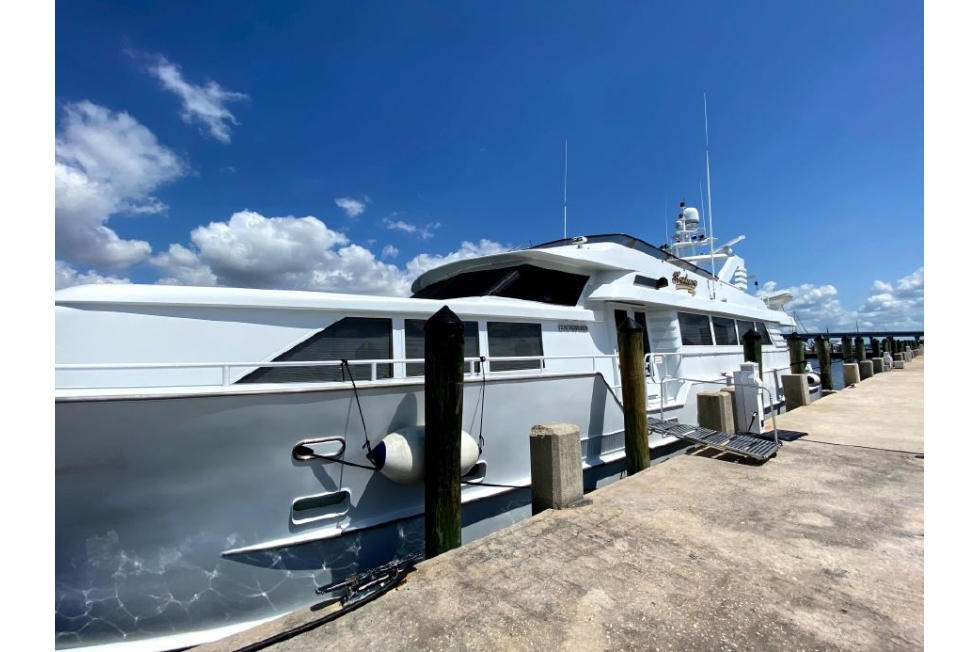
[563,139,568,239]
[699,181,705,236]
[704,92,717,299]
[664,196,668,246]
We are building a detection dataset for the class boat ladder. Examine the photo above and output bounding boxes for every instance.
[648,418,780,462]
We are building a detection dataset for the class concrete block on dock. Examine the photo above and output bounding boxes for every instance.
[872,357,884,374]
[780,374,811,411]
[697,392,735,433]
[843,363,861,386]
[721,386,739,433]
[859,360,875,380]
[894,359,906,369]
[530,423,584,515]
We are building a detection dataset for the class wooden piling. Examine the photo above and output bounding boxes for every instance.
[872,337,881,358]
[743,328,764,379]
[424,306,464,558]
[857,337,867,361]
[841,335,853,364]
[787,333,806,374]
[618,317,650,475]
[816,335,833,391]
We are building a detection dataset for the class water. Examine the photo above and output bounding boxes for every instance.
[809,358,847,390]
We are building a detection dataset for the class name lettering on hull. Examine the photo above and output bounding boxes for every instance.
[672,271,698,296]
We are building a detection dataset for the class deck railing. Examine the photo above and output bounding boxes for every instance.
[55,353,622,391]
[57,350,794,405]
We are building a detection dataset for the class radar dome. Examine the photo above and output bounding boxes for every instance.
[682,206,700,228]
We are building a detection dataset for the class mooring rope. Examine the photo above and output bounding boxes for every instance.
[341,360,381,470]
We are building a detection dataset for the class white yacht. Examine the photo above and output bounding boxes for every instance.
[55,203,798,651]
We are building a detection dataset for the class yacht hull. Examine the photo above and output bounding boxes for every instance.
[55,373,640,650]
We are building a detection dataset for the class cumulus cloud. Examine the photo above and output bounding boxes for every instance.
[854,268,924,330]
[55,261,131,290]
[149,244,218,287]
[383,217,441,240]
[405,239,508,278]
[55,101,186,269]
[758,267,924,332]
[149,210,508,296]
[335,197,368,218]
[148,57,248,143]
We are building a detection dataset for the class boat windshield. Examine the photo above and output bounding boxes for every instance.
[411,263,589,306]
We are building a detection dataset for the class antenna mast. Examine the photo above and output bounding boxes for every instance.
[563,139,568,239]
[703,92,717,299]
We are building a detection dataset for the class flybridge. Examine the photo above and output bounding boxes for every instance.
[531,233,717,281]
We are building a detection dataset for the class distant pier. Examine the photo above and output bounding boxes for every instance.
[194,357,924,652]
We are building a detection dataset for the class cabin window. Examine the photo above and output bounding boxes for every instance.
[758,323,773,345]
[736,320,773,345]
[678,312,713,346]
[405,319,481,376]
[736,320,754,344]
[237,317,393,383]
[412,264,589,306]
[488,322,543,371]
[712,317,739,346]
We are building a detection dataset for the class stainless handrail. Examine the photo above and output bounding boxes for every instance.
[645,370,781,447]
[56,353,621,389]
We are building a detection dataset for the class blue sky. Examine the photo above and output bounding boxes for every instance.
[52,0,924,330]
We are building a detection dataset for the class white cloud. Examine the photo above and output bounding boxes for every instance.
[383,218,416,234]
[55,101,186,269]
[335,197,368,218]
[405,239,508,278]
[383,217,441,240]
[55,261,131,290]
[148,57,248,143]
[381,245,399,259]
[181,210,349,288]
[149,210,508,296]
[758,267,924,332]
[855,268,924,330]
[149,244,218,287]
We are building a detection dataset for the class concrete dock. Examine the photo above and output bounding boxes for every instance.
[196,357,924,652]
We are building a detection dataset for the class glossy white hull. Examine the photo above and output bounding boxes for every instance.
[57,372,668,650]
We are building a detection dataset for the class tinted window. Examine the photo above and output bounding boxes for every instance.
[488,322,543,371]
[405,319,480,376]
[712,317,739,345]
[736,320,771,345]
[736,320,754,344]
[413,264,588,306]
[758,323,773,345]
[238,317,392,383]
[679,312,713,345]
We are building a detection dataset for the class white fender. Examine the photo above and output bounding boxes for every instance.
[371,426,480,484]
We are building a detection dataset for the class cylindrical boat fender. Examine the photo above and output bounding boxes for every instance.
[806,372,821,387]
[370,426,480,484]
